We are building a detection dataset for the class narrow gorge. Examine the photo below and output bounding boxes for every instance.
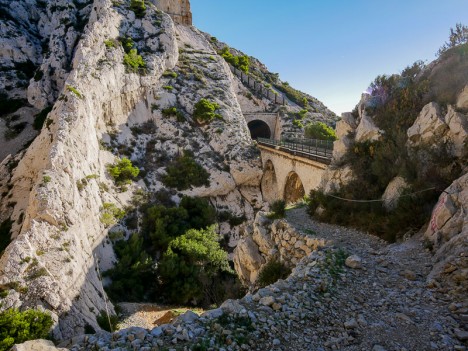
[0,1,467,351]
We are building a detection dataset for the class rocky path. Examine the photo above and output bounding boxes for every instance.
[68,208,467,351]
[274,208,466,351]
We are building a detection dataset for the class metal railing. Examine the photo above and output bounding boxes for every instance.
[257,137,334,164]
[229,65,286,105]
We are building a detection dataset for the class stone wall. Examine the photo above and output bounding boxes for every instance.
[233,212,326,285]
[153,0,192,25]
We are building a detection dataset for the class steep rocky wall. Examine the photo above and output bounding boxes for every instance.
[0,0,267,339]
[425,172,468,298]
[0,0,179,339]
[234,212,326,285]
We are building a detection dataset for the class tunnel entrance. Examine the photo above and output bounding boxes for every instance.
[284,172,305,204]
[248,120,271,140]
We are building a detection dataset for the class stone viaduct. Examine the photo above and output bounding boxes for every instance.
[244,113,329,204]
[258,144,327,203]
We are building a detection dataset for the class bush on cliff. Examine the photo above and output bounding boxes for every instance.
[304,122,337,141]
[130,0,146,18]
[162,152,210,190]
[0,308,53,351]
[193,98,222,124]
[219,46,250,73]
[157,226,234,305]
[107,157,140,186]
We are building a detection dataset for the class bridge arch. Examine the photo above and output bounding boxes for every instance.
[248,120,271,139]
[261,160,278,203]
[284,171,305,204]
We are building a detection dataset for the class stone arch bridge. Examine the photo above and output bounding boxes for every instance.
[257,139,332,204]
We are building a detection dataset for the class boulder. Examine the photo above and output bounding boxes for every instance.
[11,340,67,351]
[445,106,468,157]
[407,102,448,146]
[233,236,265,284]
[425,172,468,298]
[382,176,410,210]
[345,255,362,269]
[456,85,468,110]
[355,113,383,142]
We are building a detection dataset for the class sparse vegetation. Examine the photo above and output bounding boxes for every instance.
[193,98,222,124]
[219,46,250,73]
[267,200,286,219]
[100,203,126,227]
[161,106,184,122]
[107,157,139,186]
[123,49,145,73]
[162,152,210,190]
[304,122,337,141]
[96,311,119,332]
[0,308,53,351]
[129,0,146,18]
[67,85,83,99]
[257,260,291,288]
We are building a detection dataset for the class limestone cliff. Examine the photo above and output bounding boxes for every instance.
[0,0,264,338]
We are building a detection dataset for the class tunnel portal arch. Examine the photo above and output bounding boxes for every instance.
[248,120,271,140]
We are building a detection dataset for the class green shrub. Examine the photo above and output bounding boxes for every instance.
[193,98,222,124]
[96,311,119,332]
[304,122,337,141]
[257,260,291,288]
[145,196,216,252]
[66,85,83,99]
[104,39,118,49]
[107,157,139,185]
[33,106,53,130]
[163,85,173,91]
[163,71,178,78]
[267,200,286,219]
[161,106,184,122]
[129,0,146,18]
[118,37,134,53]
[100,203,126,227]
[104,233,155,302]
[162,152,210,190]
[123,49,145,73]
[158,225,232,305]
[0,308,53,351]
[219,46,250,73]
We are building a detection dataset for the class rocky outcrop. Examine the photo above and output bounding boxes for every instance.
[154,0,192,25]
[233,212,326,285]
[382,176,409,210]
[407,102,468,158]
[0,0,263,339]
[425,172,468,297]
[11,340,66,351]
[457,85,468,110]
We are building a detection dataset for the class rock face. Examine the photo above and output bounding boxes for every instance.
[425,172,468,296]
[0,0,263,339]
[382,176,409,210]
[407,102,468,158]
[11,340,67,351]
[154,0,192,25]
[233,212,326,285]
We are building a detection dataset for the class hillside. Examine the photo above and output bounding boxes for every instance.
[0,0,467,350]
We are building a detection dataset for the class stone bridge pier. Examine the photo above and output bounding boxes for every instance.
[259,145,327,204]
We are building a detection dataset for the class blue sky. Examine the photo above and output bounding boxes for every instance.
[191,0,468,115]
